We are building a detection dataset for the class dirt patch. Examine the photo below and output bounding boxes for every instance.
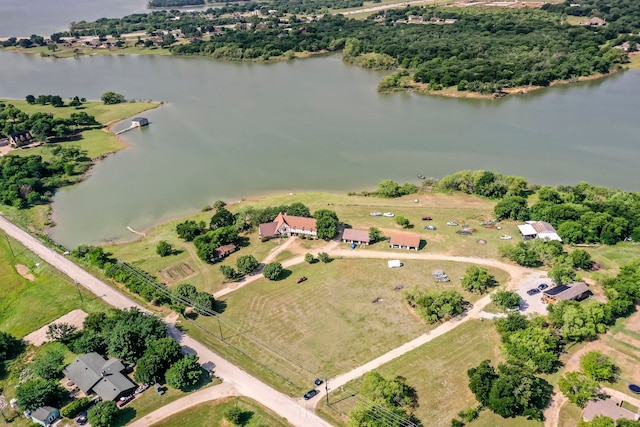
[22,309,88,346]
[625,310,640,333]
[159,262,196,283]
[16,264,35,281]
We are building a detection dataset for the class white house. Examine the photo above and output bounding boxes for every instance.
[517,221,562,242]
[259,213,317,239]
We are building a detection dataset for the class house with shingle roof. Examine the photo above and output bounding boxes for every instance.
[259,212,317,239]
[518,221,562,242]
[342,229,370,245]
[63,353,136,401]
[9,130,34,147]
[543,282,591,303]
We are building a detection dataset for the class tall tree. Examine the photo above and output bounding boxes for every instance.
[313,209,339,240]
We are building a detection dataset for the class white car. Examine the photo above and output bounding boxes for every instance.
[370,212,383,217]
[500,235,512,240]
[383,212,395,217]
[446,221,458,226]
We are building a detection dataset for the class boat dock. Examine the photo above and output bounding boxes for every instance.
[116,117,149,135]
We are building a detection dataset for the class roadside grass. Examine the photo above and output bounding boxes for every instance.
[558,401,583,427]
[150,396,291,427]
[3,44,171,58]
[181,259,508,396]
[317,320,504,427]
[0,234,106,338]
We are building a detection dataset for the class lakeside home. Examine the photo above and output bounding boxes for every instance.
[259,213,317,239]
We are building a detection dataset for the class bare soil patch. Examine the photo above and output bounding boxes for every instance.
[22,309,88,346]
[159,262,196,283]
[16,264,35,281]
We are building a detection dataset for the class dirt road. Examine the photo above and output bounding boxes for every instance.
[0,215,332,427]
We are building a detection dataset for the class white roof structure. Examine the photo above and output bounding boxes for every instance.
[518,221,562,242]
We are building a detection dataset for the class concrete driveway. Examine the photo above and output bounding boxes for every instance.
[516,273,552,315]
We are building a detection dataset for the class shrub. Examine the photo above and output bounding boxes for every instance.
[60,397,91,418]
[262,262,283,280]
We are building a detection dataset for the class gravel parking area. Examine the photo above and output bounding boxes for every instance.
[516,274,551,315]
[23,309,88,346]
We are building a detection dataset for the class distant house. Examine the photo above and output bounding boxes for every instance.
[131,117,149,127]
[517,221,562,242]
[543,282,591,303]
[213,243,237,261]
[63,353,136,401]
[8,130,34,147]
[581,17,607,26]
[342,229,370,245]
[259,213,317,239]
[30,406,59,426]
[389,233,421,250]
[583,398,639,422]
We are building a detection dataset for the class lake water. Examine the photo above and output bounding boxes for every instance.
[0,0,152,37]
[1,38,639,248]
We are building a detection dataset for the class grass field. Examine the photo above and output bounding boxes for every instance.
[3,44,172,58]
[150,396,291,427]
[317,320,506,427]
[180,258,508,396]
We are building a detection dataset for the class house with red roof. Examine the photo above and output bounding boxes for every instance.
[389,233,421,250]
[259,213,317,239]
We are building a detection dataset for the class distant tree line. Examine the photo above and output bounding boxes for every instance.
[148,0,204,7]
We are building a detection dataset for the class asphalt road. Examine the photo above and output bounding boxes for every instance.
[0,215,332,427]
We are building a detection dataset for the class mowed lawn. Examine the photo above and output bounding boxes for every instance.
[150,397,291,427]
[190,258,509,392]
[0,234,106,338]
[318,320,508,427]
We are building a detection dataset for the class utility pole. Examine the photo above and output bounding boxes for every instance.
[75,282,84,303]
[325,378,329,406]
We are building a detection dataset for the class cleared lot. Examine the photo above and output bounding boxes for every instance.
[516,273,551,315]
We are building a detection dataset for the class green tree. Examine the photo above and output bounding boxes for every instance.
[558,371,600,407]
[304,252,315,263]
[0,331,23,362]
[87,401,118,427]
[486,363,552,420]
[580,351,618,382]
[220,265,238,282]
[45,322,77,344]
[101,91,125,104]
[494,196,530,220]
[262,262,283,280]
[25,94,36,104]
[16,378,66,410]
[557,220,585,244]
[314,209,339,240]
[133,352,163,384]
[286,202,311,217]
[317,252,330,263]
[467,360,497,407]
[369,227,382,243]
[236,255,259,275]
[210,206,235,230]
[579,416,616,427]
[225,406,244,425]
[70,330,105,355]
[491,291,521,310]
[50,95,64,107]
[165,354,202,390]
[176,220,206,241]
[31,348,65,380]
[395,215,411,228]
[548,260,579,285]
[548,301,610,342]
[192,291,215,315]
[461,266,497,294]
[376,180,400,198]
[501,319,561,373]
[538,186,563,204]
[569,249,593,270]
[156,240,174,257]
[405,289,467,323]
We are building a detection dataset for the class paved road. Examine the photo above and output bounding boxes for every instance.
[0,215,332,427]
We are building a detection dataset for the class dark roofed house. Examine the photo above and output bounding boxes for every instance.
[63,353,136,401]
[131,117,149,127]
[9,130,34,148]
[342,229,370,245]
[389,233,421,250]
[30,406,59,426]
[543,281,591,303]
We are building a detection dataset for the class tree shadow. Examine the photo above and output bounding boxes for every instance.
[213,299,227,314]
[112,407,137,427]
[418,239,428,250]
[278,269,292,281]
[238,410,255,426]
[182,369,212,393]
[236,236,251,248]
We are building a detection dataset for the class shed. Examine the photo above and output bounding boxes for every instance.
[8,130,34,147]
[518,221,562,242]
[131,117,149,127]
[30,406,59,426]
[389,233,421,250]
[388,259,403,268]
[213,243,237,261]
[342,229,370,245]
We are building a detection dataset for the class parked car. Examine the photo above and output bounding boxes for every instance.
[76,413,88,425]
[421,216,433,221]
[134,383,149,394]
[447,221,458,226]
[383,212,395,217]
[485,225,498,229]
[370,212,382,217]
[456,230,472,235]
[527,288,540,295]
[538,283,549,291]
[296,276,307,284]
[117,395,135,408]
[500,235,512,240]
[304,389,319,400]
[424,225,437,230]
[314,378,323,386]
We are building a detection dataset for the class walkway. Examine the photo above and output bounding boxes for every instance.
[0,215,332,427]
[127,382,239,427]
